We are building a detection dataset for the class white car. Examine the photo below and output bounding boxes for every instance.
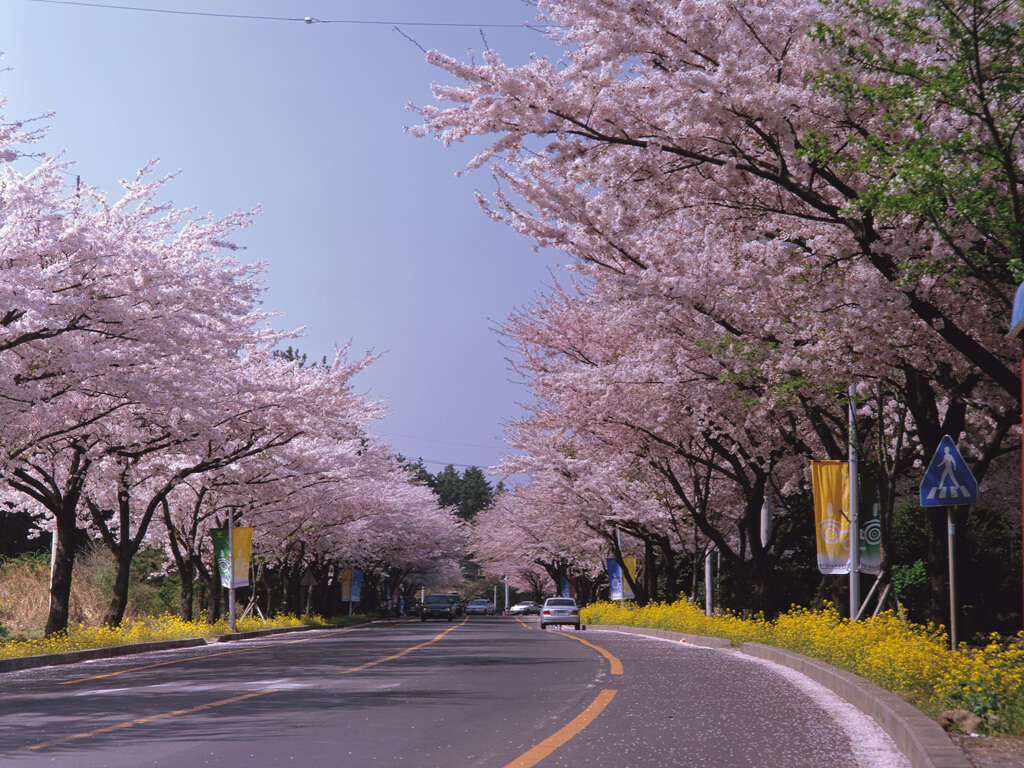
[539,597,582,630]
[508,601,540,616]
[465,598,495,616]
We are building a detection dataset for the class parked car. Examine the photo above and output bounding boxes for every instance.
[465,598,495,616]
[420,593,462,621]
[539,597,582,630]
[508,601,540,616]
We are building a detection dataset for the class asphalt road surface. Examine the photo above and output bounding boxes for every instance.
[0,617,908,767]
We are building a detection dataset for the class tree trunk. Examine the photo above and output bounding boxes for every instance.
[644,538,657,602]
[928,509,947,627]
[103,550,133,627]
[179,564,195,622]
[45,511,80,636]
[658,536,678,601]
[160,498,197,621]
[205,572,222,623]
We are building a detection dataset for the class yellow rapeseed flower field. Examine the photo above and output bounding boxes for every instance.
[0,613,327,662]
[582,599,1024,736]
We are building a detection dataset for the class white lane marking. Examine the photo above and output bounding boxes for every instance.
[74,679,310,696]
[244,678,307,690]
[588,628,724,650]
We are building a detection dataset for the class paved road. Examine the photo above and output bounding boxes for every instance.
[0,617,907,767]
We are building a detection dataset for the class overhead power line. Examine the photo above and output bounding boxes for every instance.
[29,0,542,28]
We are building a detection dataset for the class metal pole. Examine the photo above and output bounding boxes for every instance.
[848,383,860,620]
[228,511,236,632]
[504,578,509,614]
[760,496,773,550]
[948,507,958,649]
[705,549,713,616]
[47,527,58,616]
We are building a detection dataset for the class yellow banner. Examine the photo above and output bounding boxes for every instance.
[340,569,352,601]
[231,527,253,588]
[810,461,851,575]
[213,526,253,588]
[623,556,637,600]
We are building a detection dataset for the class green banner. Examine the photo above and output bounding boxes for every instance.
[859,504,881,575]
[211,527,253,588]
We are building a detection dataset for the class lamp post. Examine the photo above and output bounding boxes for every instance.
[1008,281,1024,631]
[849,383,860,620]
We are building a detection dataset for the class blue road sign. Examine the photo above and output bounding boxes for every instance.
[1009,281,1024,339]
[920,435,978,507]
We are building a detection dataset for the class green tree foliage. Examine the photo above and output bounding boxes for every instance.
[812,0,1024,282]
[0,506,49,559]
[402,460,499,523]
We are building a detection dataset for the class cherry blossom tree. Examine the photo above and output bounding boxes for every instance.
[0,149,273,632]
[415,0,1023,615]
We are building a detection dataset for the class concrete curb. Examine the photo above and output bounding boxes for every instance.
[0,637,207,673]
[213,624,331,643]
[0,624,341,673]
[591,625,970,768]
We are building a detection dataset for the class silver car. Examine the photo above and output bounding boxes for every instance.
[539,597,583,630]
[466,598,495,616]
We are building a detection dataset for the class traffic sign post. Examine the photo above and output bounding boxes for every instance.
[920,435,977,649]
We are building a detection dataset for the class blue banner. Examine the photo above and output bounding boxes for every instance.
[351,569,363,603]
[607,558,623,600]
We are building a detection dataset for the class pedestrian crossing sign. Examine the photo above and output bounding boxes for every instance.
[920,435,978,507]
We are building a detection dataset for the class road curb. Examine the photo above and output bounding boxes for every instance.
[0,637,207,673]
[0,624,348,673]
[591,625,971,768]
[212,624,331,643]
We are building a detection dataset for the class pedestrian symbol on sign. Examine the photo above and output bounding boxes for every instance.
[920,436,978,507]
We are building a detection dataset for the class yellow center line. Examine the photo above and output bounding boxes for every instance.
[558,633,624,675]
[19,620,467,755]
[502,689,617,768]
[24,688,275,752]
[341,618,466,673]
[59,626,368,686]
[518,616,622,673]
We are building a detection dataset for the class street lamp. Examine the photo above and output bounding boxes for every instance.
[1006,280,1024,632]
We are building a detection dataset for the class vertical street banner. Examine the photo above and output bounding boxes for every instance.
[351,569,363,603]
[340,569,353,602]
[211,526,253,588]
[622,556,637,599]
[811,460,851,575]
[859,504,882,575]
[560,575,571,597]
[607,558,624,600]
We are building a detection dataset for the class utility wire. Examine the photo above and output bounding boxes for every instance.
[29,0,542,28]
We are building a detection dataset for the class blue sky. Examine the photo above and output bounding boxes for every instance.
[2,0,563,480]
